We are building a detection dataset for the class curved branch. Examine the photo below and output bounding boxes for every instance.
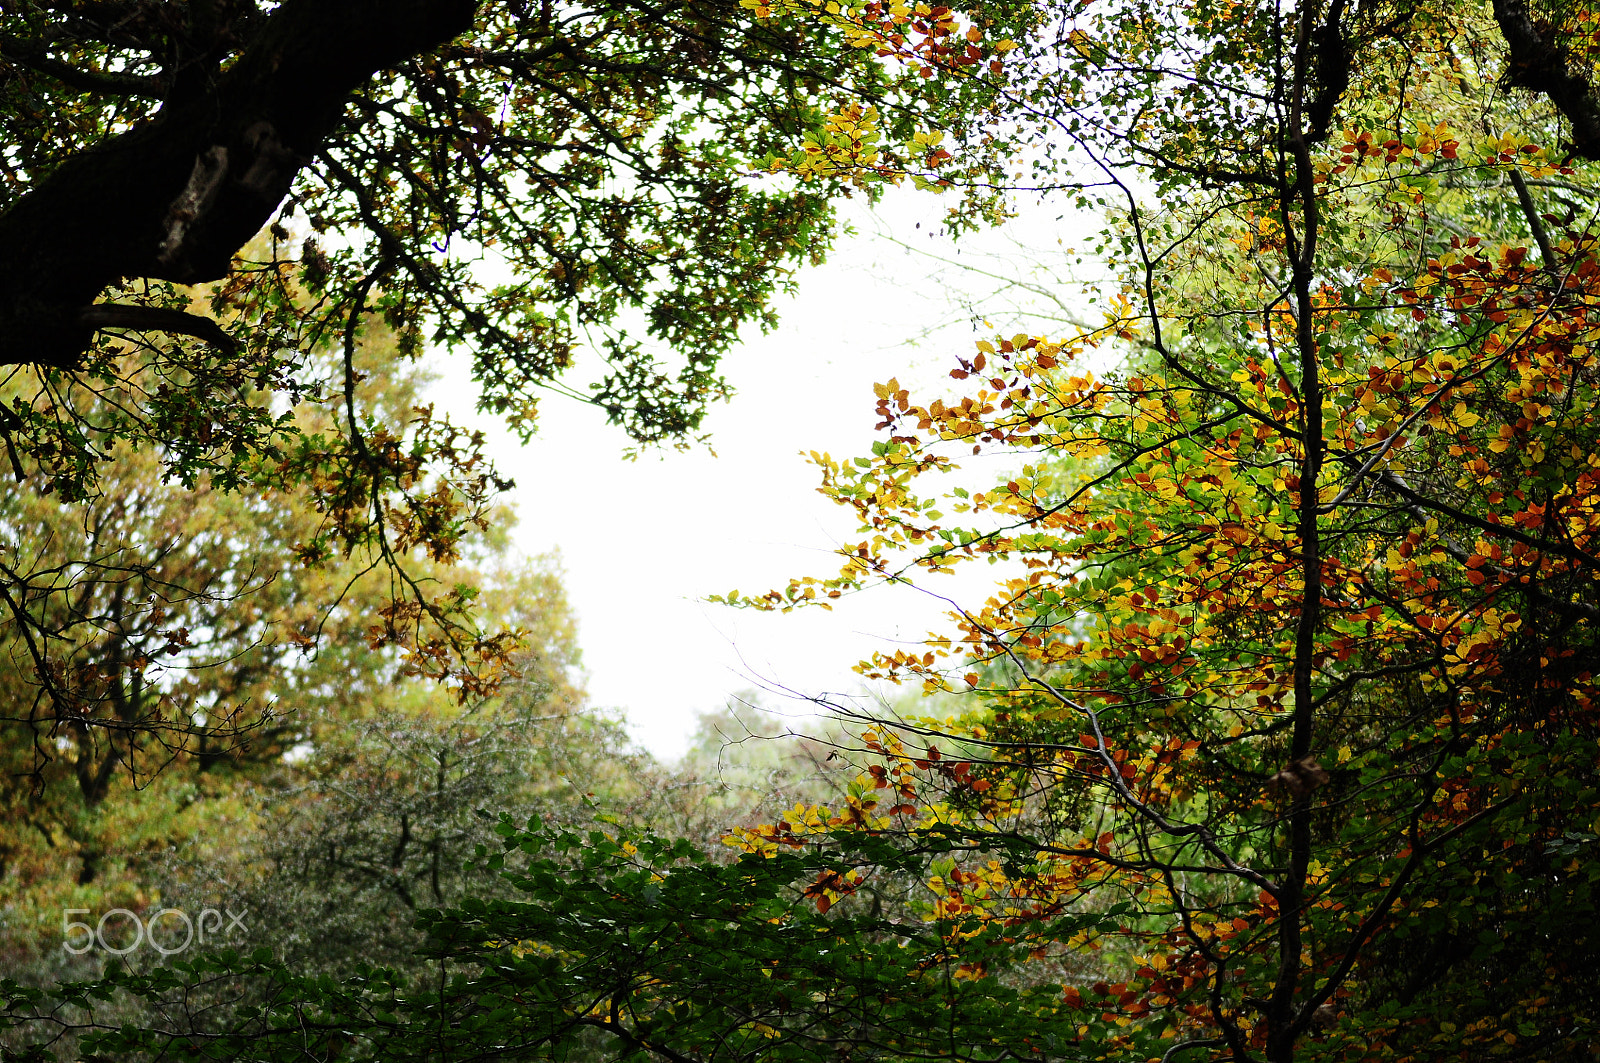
[0,0,482,369]
[79,303,239,351]
[0,34,165,97]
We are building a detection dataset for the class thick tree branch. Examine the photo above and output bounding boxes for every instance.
[1508,168,1559,269]
[0,0,482,370]
[0,34,165,96]
[1303,0,1349,143]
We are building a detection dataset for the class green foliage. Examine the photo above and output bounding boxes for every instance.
[0,0,1043,718]
[0,321,588,970]
[0,818,1104,1063]
[145,578,633,979]
[0,0,1033,572]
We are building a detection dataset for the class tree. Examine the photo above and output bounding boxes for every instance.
[714,0,1600,1059]
[0,0,1031,707]
[634,698,860,846]
[146,568,636,980]
[0,323,551,974]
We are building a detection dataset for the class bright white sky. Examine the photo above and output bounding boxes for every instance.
[428,189,1096,757]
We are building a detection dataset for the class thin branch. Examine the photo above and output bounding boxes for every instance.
[1508,169,1558,270]
[0,34,165,97]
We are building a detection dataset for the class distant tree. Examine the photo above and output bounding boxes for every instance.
[0,324,529,969]
[149,566,639,979]
[637,698,854,846]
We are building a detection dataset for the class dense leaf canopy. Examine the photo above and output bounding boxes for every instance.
[0,0,1027,712]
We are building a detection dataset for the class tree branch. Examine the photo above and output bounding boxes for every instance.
[79,303,239,351]
[1508,168,1558,269]
[1493,0,1600,159]
[0,34,165,97]
[0,0,482,370]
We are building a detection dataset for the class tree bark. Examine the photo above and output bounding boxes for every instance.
[1493,0,1600,159]
[0,0,481,369]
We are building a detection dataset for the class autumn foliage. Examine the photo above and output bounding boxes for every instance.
[719,0,1600,1060]
[6,1,1600,1063]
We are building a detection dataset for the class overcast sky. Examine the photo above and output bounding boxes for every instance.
[427,188,1093,757]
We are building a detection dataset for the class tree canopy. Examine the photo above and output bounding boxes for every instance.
[8,0,1600,1062]
[0,321,610,983]
[0,0,1028,703]
[721,0,1600,1058]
